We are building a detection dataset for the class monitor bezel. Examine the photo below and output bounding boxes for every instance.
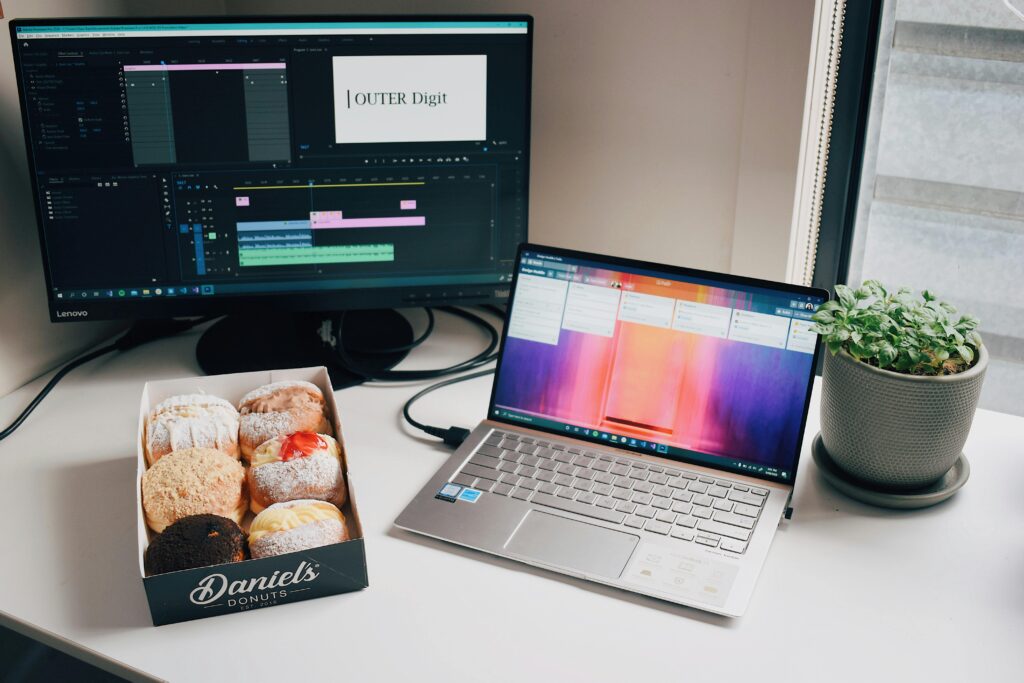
[9,14,533,322]
[488,242,830,486]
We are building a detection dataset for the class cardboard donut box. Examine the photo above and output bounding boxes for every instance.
[136,367,368,626]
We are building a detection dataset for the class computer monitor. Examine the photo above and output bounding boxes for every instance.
[10,16,532,384]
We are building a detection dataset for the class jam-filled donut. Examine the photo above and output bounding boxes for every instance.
[142,447,248,533]
[237,381,332,461]
[144,514,247,576]
[247,432,347,514]
[145,393,240,466]
[248,500,349,559]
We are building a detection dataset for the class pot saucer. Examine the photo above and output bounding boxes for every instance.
[811,434,970,510]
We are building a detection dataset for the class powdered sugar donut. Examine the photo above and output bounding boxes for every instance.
[248,500,349,559]
[145,393,240,466]
[247,432,347,513]
[237,381,332,461]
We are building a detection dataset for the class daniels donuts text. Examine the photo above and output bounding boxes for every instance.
[188,561,320,605]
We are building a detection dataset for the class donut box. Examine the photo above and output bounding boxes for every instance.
[136,366,368,626]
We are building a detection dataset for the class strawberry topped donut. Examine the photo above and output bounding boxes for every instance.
[247,432,347,514]
[237,381,332,461]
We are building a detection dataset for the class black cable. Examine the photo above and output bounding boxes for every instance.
[0,317,212,443]
[344,307,436,355]
[402,367,496,447]
[335,306,499,381]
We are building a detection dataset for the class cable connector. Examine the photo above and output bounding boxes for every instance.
[421,425,472,448]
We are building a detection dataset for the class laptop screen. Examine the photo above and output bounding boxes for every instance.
[490,246,827,484]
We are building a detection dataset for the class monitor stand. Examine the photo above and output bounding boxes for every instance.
[195,309,413,389]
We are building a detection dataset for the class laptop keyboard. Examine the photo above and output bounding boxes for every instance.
[450,430,769,555]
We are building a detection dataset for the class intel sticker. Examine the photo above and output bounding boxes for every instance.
[457,488,482,503]
[435,483,462,503]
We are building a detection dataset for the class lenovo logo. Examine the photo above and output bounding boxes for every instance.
[56,310,89,319]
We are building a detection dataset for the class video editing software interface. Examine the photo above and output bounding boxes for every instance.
[13,20,530,305]
[492,251,826,483]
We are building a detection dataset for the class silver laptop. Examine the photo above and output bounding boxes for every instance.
[396,244,828,616]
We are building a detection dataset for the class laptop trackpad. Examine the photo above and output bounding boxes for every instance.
[504,511,639,579]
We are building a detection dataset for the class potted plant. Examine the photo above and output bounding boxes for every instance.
[811,281,987,490]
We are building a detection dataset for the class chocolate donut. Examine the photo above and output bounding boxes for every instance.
[145,514,247,576]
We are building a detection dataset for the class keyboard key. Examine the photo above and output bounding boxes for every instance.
[679,471,698,480]
[645,519,671,535]
[453,473,476,487]
[469,455,499,470]
[498,473,520,486]
[591,460,612,472]
[708,486,729,499]
[536,470,556,483]
[538,460,558,472]
[497,461,518,474]
[649,473,669,485]
[520,455,540,467]
[594,472,616,485]
[635,506,657,519]
[535,440,551,448]
[616,501,637,514]
[596,496,617,509]
[557,487,577,500]
[610,464,630,476]
[598,453,615,461]
[553,474,574,487]
[692,507,713,519]
[734,484,749,492]
[585,451,602,459]
[652,485,673,498]
[729,490,766,507]
[573,479,593,492]
[483,434,503,447]
[534,448,554,460]
[613,476,634,489]
[567,447,584,455]
[519,437,535,444]
[733,503,760,518]
[538,482,559,495]
[699,476,715,484]
[592,483,613,496]
[576,469,596,481]
[474,479,494,492]
[520,479,539,491]
[511,487,533,501]
[697,520,751,541]
[714,511,755,529]
[555,463,578,476]
[656,510,676,524]
[463,464,499,481]
[577,491,598,505]
[672,490,694,502]
[689,482,709,494]
[554,452,574,464]
[671,501,693,515]
[666,477,687,489]
[712,500,734,512]
[518,466,538,479]
[632,462,649,470]
[631,492,653,505]
[498,438,519,450]
[695,534,720,548]
[719,538,747,554]
[629,469,649,481]
[477,444,502,458]
[651,497,671,510]
[530,492,627,524]
[624,515,645,529]
[693,495,714,507]
[715,479,733,489]
[670,527,695,541]
[611,487,632,501]
[501,450,522,462]
[676,516,698,528]
[633,481,655,494]
[551,444,566,451]
[648,465,665,473]
[576,457,595,469]
[517,444,539,455]
[750,486,769,496]
[492,483,514,496]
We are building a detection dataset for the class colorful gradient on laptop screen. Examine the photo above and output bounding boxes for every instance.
[492,251,826,481]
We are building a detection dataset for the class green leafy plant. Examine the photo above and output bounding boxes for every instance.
[811,281,982,376]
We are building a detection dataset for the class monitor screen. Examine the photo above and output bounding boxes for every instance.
[10,17,531,321]
[490,247,827,484]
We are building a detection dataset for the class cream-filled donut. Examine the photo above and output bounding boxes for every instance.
[145,393,240,466]
[247,432,347,514]
[248,500,349,559]
[237,381,332,461]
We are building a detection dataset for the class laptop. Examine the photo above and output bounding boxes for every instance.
[396,244,828,616]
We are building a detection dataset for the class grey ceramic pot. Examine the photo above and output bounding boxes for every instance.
[820,345,987,490]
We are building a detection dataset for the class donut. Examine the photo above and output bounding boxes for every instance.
[144,514,247,576]
[145,393,240,466]
[237,381,332,461]
[142,447,248,533]
[248,500,349,559]
[248,432,347,514]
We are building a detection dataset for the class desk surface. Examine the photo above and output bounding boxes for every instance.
[0,314,1021,682]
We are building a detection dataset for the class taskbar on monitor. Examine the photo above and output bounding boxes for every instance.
[492,407,792,483]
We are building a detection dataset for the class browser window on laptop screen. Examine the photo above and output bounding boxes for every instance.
[491,249,826,483]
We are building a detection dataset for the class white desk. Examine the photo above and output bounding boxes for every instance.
[1,315,1021,682]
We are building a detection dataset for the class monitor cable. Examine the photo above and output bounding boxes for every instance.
[0,317,213,443]
[401,368,496,447]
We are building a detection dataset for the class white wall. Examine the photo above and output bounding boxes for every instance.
[0,0,813,397]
